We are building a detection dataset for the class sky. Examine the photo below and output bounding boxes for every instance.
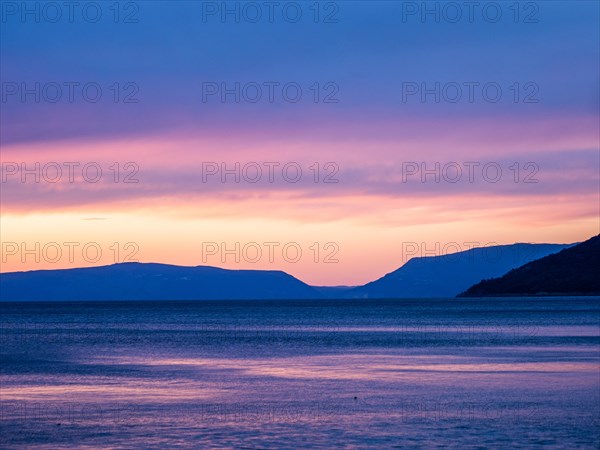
[1,1,599,285]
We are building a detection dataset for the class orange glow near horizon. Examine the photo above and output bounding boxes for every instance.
[1,120,599,285]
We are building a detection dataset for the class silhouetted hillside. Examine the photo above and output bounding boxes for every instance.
[0,241,585,301]
[0,263,320,301]
[347,243,571,298]
[459,235,600,297]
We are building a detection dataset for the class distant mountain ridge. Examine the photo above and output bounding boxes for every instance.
[345,243,572,298]
[0,241,585,301]
[459,235,600,297]
[0,263,320,301]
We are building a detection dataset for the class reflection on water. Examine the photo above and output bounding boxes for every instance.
[1,298,599,448]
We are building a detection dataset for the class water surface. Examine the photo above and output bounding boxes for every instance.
[1,298,599,448]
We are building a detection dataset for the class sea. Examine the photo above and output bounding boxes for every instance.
[1,298,599,449]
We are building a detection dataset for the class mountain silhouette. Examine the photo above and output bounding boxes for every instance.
[346,243,571,298]
[459,235,600,297]
[0,263,320,301]
[0,242,580,301]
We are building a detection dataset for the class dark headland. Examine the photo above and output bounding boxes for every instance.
[459,235,600,297]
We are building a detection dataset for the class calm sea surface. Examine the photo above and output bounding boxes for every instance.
[1,298,599,449]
